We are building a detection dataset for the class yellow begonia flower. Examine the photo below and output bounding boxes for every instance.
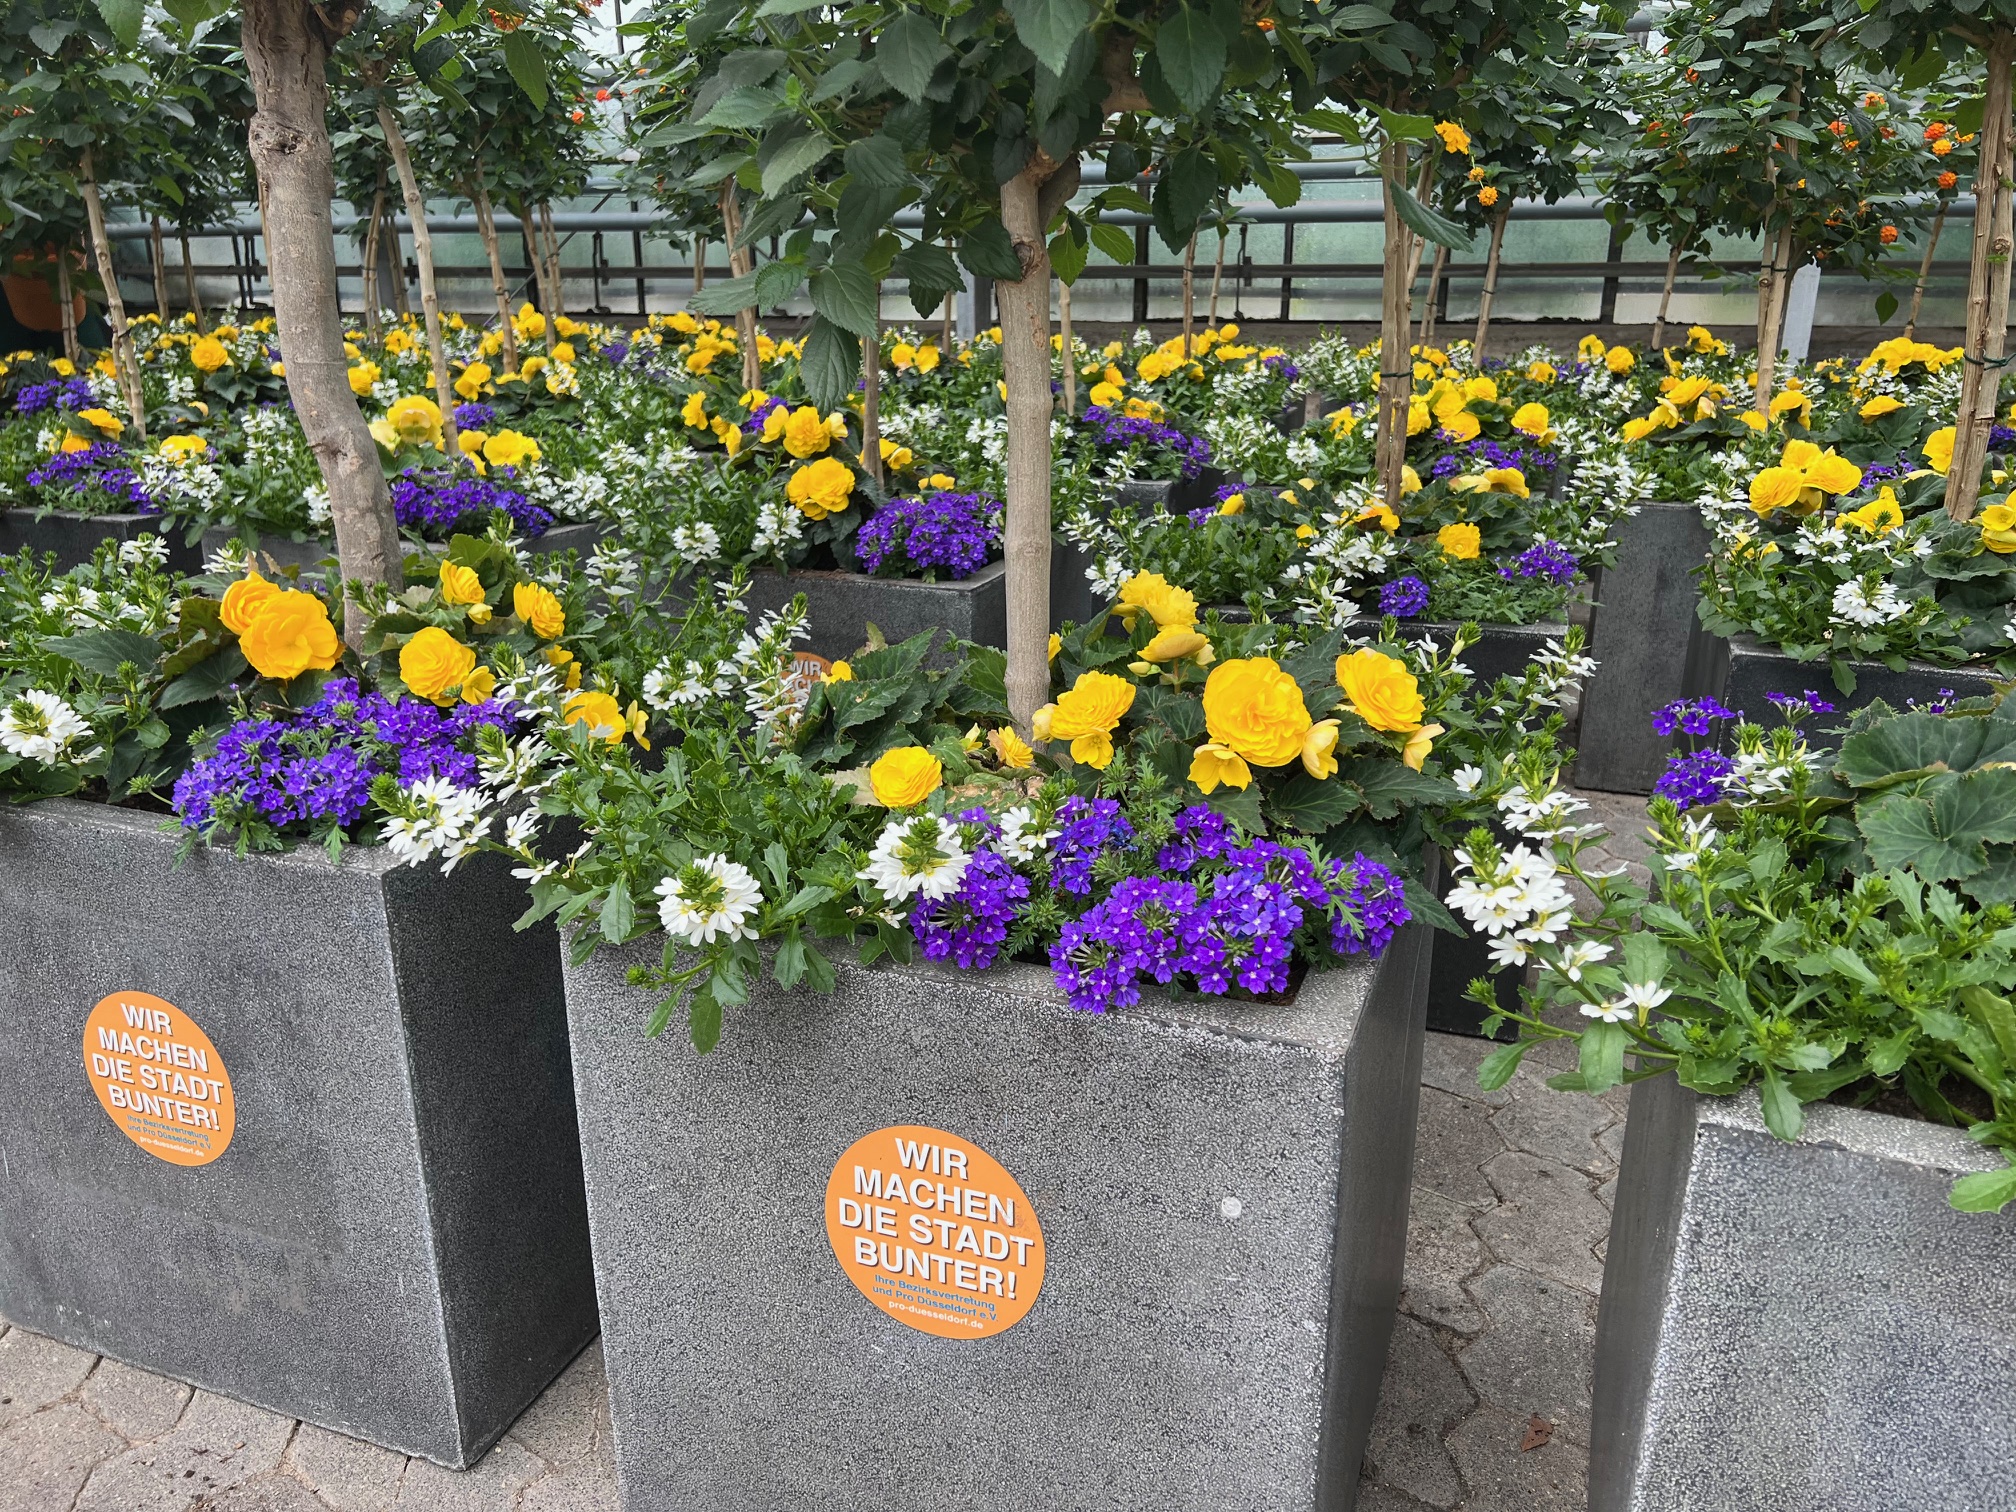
[1188,742,1252,794]
[787,457,856,520]
[513,581,566,639]
[1859,395,1906,421]
[1327,407,1358,437]
[1528,361,1557,383]
[190,336,230,372]
[682,391,709,428]
[455,362,493,400]
[563,690,626,744]
[439,561,486,606]
[1440,410,1482,443]
[483,430,541,470]
[1115,572,1198,631]
[1218,492,1245,515]
[1924,427,1956,475]
[914,343,940,372]
[1407,398,1433,436]
[1047,632,1062,663]
[1437,523,1482,560]
[1978,501,2016,553]
[400,626,478,707]
[1748,467,1807,516]
[869,746,943,807]
[1336,649,1425,733]
[989,726,1035,769]
[1403,722,1444,771]
[220,571,280,635]
[1048,670,1136,769]
[348,361,381,396]
[1200,657,1311,768]
[77,408,123,436]
[1737,410,1769,433]
[1138,625,1212,665]
[238,590,341,681]
[782,405,838,458]
[1605,346,1635,375]
[1401,465,1422,496]
[1577,334,1607,360]
[1301,719,1341,781]
[1840,490,1905,535]
[1510,403,1553,441]
[386,395,443,448]
[159,434,207,463]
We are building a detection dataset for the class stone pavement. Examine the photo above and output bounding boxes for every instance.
[0,794,1656,1512]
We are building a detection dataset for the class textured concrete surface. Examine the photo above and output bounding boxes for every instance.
[1575,502,1713,795]
[0,1025,1630,1511]
[564,925,1432,1512]
[740,558,1008,660]
[0,800,596,1468]
[1591,1078,2016,1512]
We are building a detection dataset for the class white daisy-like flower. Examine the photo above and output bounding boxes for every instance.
[1451,764,1485,795]
[858,815,970,902]
[1486,935,1531,970]
[1617,980,1672,1013]
[655,854,763,946]
[119,536,170,567]
[995,806,1058,864]
[1559,940,1613,982]
[0,689,95,764]
[1580,999,1635,1024]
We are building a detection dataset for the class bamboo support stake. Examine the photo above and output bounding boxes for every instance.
[148,216,170,325]
[1946,33,2016,522]
[1181,232,1197,356]
[56,254,80,367]
[1753,224,1794,411]
[78,150,146,443]
[360,188,384,336]
[1651,239,1682,351]
[719,182,761,391]
[177,228,203,332]
[997,161,1057,732]
[1376,137,1415,511]
[376,102,458,455]
[1419,241,1448,350]
[1208,228,1226,324]
[1472,205,1509,360]
[1905,205,1948,340]
[862,314,882,485]
[471,173,518,372]
[692,234,706,295]
[1059,277,1076,414]
[941,290,954,353]
[539,202,565,319]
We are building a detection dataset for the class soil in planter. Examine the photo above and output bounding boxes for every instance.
[1833,1071,1996,1129]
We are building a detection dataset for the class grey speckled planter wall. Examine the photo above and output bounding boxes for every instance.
[1590,1076,2016,1512]
[563,921,1433,1512]
[1685,632,1998,752]
[741,560,1007,660]
[0,508,200,574]
[0,800,597,1468]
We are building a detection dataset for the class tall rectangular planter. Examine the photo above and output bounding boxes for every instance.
[1575,501,1713,794]
[1591,1076,2016,1512]
[0,800,598,1468]
[563,921,1434,1512]
[740,560,1007,661]
[1685,633,1998,752]
[1,508,200,574]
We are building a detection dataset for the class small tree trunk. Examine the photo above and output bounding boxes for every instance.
[1947,31,2016,522]
[177,228,204,332]
[538,202,565,320]
[1472,206,1509,359]
[692,234,706,294]
[359,189,383,337]
[1208,228,1226,324]
[56,253,80,367]
[998,161,1057,732]
[381,186,411,319]
[471,173,518,372]
[1399,148,1441,311]
[1059,277,1076,415]
[1651,238,1683,350]
[243,0,402,618]
[719,182,761,391]
[78,151,146,444]
[148,216,171,323]
[376,101,458,455]
[1905,204,1948,340]
[862,317,883,485]
[1418,241,1449,350]
[1753,223,1794,411]
[1377,138,1414,511]
[1181,232,1197,357]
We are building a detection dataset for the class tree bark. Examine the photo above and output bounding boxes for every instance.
[719,181,761,391]
[1947,31,2016,521]
[1059,277,1076,415]
[1651,237,1682,350]
[1752,223,1794,411]
[692,233,706,294]
[471,172,518,372]
[56,253,80,367]
[538,202,565,320]
[359,189,383,336]
[243,0,402,616]
[997,161,1058,732]
[1905,204,1948,340]
[1181,232,1197,356]
[376,100,458,455]
[381,180,411,319]
[1418,240,1448,351]
[78,151,146,445]
[177,227,204,332]
[1472,205,1509,359]
[148,216,171,324]
[1377,137,1414,511]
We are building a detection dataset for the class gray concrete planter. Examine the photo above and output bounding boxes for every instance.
[740,559,1007,661]
[563,922,1433,1512]
[1575,501,1713,795]
[1591,1075,2016,1512]
[1685,632,1998,753]
[0,799,597,1468]
[1,508,200,574]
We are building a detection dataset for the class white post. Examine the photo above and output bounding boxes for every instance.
[1779,262,1821,363]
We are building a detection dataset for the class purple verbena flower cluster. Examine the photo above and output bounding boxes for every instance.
[1429,438,1558,480]
[1050,796,1135,894]
[1652,697,1736,739]
[1990,424,2016,452]
[172,677,522,838]
[600,342,630,365]
[453,402,498,430]
[1765,690,1836,718]
[910,849,1029,969]
[855,492,1001,579]
[1379,575,1431,617]
[13,378,96,416]
[743,397,789,436]
[390,467,552,539]
[1654,749,1735,809]
[1261,355,1301,382]
[1499,540,1579,585]
[25,444,156,513]
[1080,406,1213,479]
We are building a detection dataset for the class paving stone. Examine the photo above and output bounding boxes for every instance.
[76,1389,295,1512]
[196,1474,337,1511]
[1474,1151,1610,1293]
[1596,1174,1618,1211]
[1419,1031,1512,1108]
[0,1327,97,1430]
[81,1359,191,1440]
[1411,1088,1506,1210]
[0,1399,126,1512]
[518,1455,621,1512]
[1399,1189,1487,1335]
[1597,1120,1627,1166]
[1457,1266,1597,1444]
[1351,1479,1441,1512]
[504,1340,607,1469]
[1491,1084,1616,1174]
[1362,1316,1472,1508]
[287,1424,406,1512]
[1446,1404,1588,1512]
[390,1436,541,1512]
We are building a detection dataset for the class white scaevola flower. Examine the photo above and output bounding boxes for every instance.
[655,854,763,946]
[858,815,970,902]
[0,689,95,764]
[1580,998,1635,1024]
[1559,939,1613,982]
[995,806,1058,864]
[1617,981,1672,1013]
[1452,764,1485,795]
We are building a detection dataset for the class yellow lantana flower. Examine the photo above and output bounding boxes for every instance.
[1434,121,1471,155]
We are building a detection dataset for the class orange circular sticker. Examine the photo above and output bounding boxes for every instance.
[82,991,235,1167]
[825,1124,1045,1340]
